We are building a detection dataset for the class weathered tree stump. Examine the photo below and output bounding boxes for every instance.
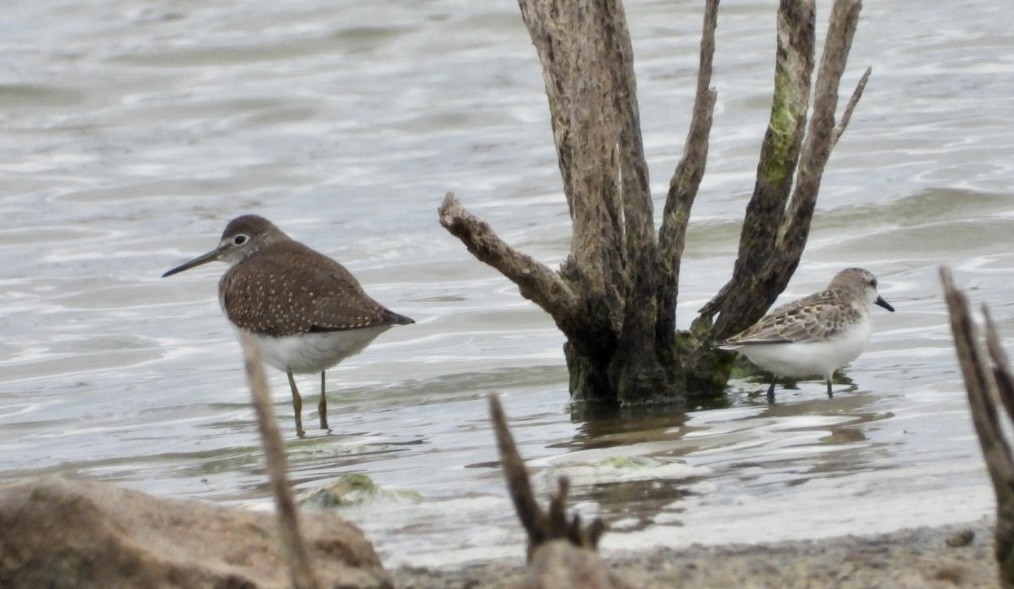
[440,0,870,407]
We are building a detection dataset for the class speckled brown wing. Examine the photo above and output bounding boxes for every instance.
[725,289,858,345]
[308,276,412,333]
[220,241,411,337]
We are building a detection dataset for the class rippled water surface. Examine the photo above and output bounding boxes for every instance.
[2,0,1013,567]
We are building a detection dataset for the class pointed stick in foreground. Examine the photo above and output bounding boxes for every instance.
[488,394,606,557]
[489,394,632,589]
[240,332,321,589]
[940,267,1014,589]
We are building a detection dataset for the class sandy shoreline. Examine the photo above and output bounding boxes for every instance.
[393,520,997,588]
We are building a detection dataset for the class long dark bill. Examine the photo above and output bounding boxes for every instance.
[162,248,221,278]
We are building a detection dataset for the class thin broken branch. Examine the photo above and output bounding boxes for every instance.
[941,269,1014,490]
[439,192,579,321]
[831,66,871,149]
[658,0,719,326]
[489,393,547,551]
[941,266,1014,588]
[985,306,1014,424]
[240,332,321,589]
[488,394,606,559]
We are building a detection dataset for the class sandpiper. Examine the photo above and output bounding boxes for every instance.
[163,214,413,437]
[718,267,894,403]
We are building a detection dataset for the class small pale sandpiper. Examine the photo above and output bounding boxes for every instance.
[718,267,894,403]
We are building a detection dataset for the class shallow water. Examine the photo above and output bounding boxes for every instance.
[2,0,1013,568]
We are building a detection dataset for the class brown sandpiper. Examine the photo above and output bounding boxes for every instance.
[162,214,414,438]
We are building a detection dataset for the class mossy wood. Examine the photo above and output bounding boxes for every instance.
[439,0,869,407]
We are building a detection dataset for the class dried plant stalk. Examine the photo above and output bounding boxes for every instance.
[240,332,321,589]
[941,267,1014,588]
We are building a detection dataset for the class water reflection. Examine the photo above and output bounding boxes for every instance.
[567,405,688,439]
[529,389,909,551]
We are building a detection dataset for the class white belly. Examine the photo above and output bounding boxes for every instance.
[246,326,392,374]
[734,323,873,379]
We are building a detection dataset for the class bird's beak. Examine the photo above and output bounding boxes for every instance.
[162,247,223,278]
[875,295,895,312]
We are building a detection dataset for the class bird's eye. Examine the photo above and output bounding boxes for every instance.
[233,234,249,246]
[870,279,878,288]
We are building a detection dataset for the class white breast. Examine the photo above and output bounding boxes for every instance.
[735,318,873,379]
[247,326,392,374]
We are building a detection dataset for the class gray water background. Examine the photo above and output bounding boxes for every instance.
[2,0,1013,567]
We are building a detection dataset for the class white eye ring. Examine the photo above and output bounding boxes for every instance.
[233,234,249,246]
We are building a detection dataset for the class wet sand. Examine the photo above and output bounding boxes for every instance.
[394,520,996,588]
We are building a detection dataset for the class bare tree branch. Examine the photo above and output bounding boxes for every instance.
[698,0,815,330]
[657,0,719,332]
[984,306,1014,466]
[517,0,577,214]
[831,66,871,149]
[240,333,320,589]
[488,394,606,560]
[489,393,547,554]
[439,192,579,321]
[941,269,1010,482]
[600,0,654,259]
[517,0,626,303]
[776,0,863,254]
[941,266,1014,588]
[604,0,660,351]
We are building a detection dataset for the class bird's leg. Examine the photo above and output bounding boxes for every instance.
[766,377,776,404]
[286,371,305,438]
[318,371,330,431]
[826,377,834,399]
